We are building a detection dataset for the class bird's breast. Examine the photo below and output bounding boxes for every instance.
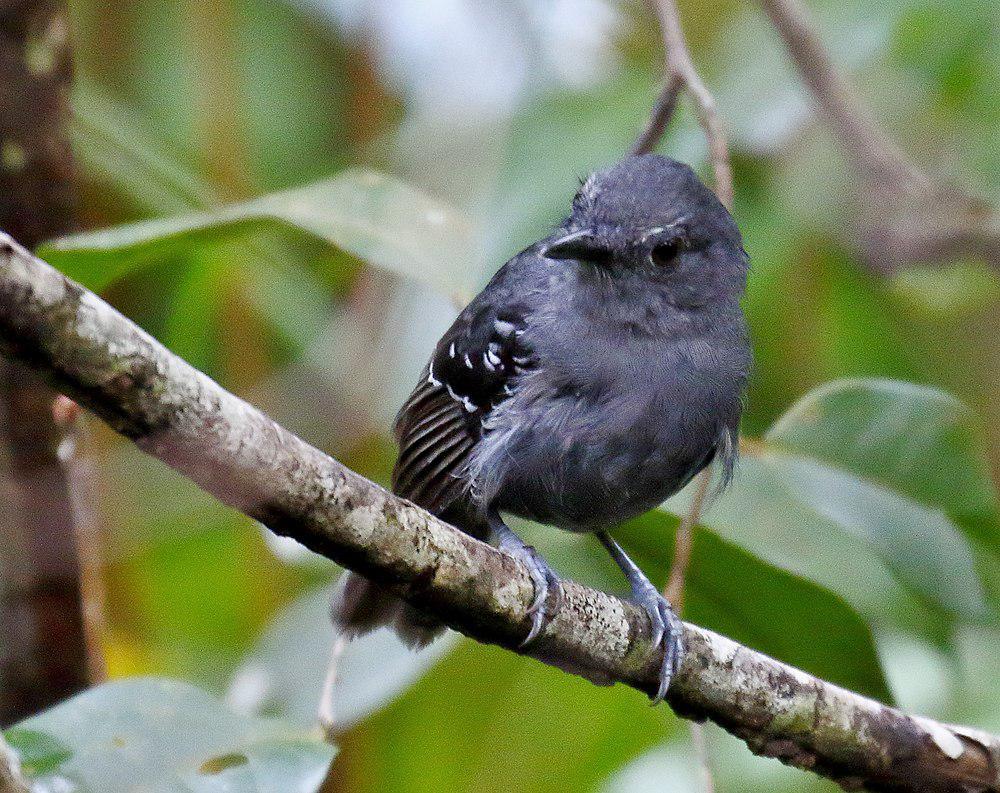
[469,343,737,532]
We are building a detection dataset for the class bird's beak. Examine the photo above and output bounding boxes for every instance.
[541,229,610,264]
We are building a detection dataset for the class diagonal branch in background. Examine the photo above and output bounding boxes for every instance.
[758,0,1000,273]
[1,234,999,792]
[631,0,733,211]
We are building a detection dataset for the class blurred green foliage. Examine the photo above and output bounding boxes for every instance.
[3,0,999,790]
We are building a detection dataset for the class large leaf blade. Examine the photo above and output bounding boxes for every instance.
[667,379,993,628]
[5,678,333,793]
[767,378,1000,544]
[41,169,477,298]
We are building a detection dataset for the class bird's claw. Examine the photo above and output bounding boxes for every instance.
[633,582,684,704]
[504,542,560,646]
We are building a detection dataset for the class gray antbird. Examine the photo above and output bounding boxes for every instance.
[333,153,751,701]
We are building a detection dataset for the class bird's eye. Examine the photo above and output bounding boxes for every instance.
[650,239,682,267]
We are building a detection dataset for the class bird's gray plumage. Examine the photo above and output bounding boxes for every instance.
[333,154,751,694]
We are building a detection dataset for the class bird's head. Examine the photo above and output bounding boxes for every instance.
[543,154,748,309]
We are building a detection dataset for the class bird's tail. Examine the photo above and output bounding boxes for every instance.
[330,504,488,649]
[331,572,445,649]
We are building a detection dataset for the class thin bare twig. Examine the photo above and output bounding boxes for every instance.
[317,634,347,741]
[636,15,731,784]
[758,0,927,195]
[663,467,714,791]
[664,468,711,611]
[53,396,107,684]
[631,0,733,210]
[691,721,716,793]
[758,0,1000,272]
[629,72,684,159]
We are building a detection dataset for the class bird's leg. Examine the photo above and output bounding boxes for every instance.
[597,532,684,703]
[488,510,560,646]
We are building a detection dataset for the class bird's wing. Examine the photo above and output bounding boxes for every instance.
[392,286,535,514]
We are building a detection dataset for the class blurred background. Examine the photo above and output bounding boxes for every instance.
[2,0,999,790]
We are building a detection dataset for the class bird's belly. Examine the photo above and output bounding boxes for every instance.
[485,411,710,532]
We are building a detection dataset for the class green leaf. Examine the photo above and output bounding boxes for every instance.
[2,729,72,777]
[40,169,477,298]
[228,582,456,730]
[669,379,992,627]
[6,678,333,793]
[768,378,1000,539]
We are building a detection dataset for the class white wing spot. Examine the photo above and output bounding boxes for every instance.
[448,342,456,358]
[494,319,516,337]
[445,382,478,413]
[483,352,496,372]
[463,353,473,369]
[428,361,440,386]
[639,226,665,244]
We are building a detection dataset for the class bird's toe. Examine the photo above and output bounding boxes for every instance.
[634,587,684,704]
[506,544,560,646]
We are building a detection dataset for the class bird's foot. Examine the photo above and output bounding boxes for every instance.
[498,537,561,646]
[632,579,684,704]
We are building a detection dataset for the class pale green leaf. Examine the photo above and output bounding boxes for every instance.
[40,170,477,298]
[6,678,333,793]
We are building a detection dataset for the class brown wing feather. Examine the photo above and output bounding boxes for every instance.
[391,373,476,514]
[390,268,534,516]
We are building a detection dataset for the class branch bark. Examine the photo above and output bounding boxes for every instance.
[0,0,91,724]
[0,234,998,791]
[758,0,1000,273]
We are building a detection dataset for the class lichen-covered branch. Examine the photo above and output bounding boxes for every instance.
[758,0,1000,273]
[0,233,997,792]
